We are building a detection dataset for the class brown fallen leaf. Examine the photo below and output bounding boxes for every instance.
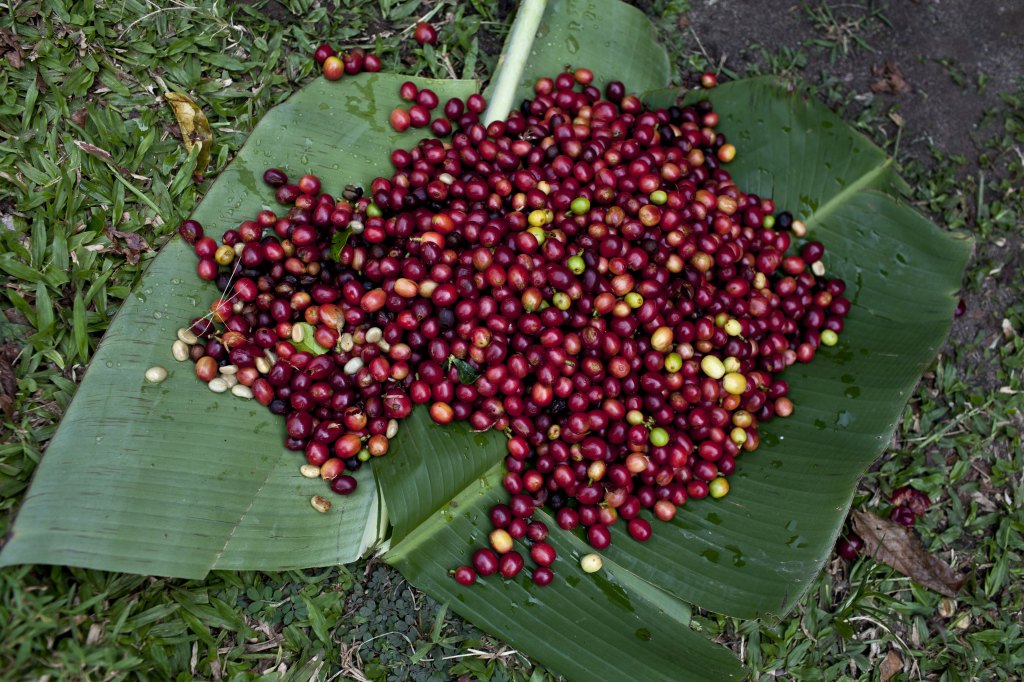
[70,107,89,127]
[3,49,23,69]
[164,92,213,179]
[74,140,150,183]
[878,648,902,682]
[0,28,25,69]
[852,510,967,597]
[104,227,151,266]
[870,62,912,95]
[74,139,115,165]
[0,342,19,419]
[4,308,31,327]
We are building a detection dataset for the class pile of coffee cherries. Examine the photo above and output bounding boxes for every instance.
[178,67,849,583]
[313,20,438,81]
[314,44,383,81]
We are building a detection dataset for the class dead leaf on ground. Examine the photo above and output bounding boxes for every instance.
[74,139,115,165]
[70,108,89,127]
[104,227,151,266]
[852,510,968,597]
[871,62,912,95]
[878,648,903,682]
[0,342,19,419]
[164,92,213,179]
[0,28,25,69]
[4,309,31,327]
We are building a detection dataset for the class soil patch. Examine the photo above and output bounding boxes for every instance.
[685,0,1022,169]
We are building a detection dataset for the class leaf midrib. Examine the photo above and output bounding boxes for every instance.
[804,158,894,229]
[386,459,701,622]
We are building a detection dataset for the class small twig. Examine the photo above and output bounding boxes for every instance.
[688,27,713,67]
[903,400,992,448]
[439,52,458,80]
[846,615,912,657]
[440,646,521,661]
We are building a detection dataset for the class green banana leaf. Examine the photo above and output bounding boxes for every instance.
[0,74,478,578]
[0,0,970,679]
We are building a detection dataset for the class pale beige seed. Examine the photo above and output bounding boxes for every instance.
[365,327,383,344]
[145,366,168,383]
[255,356,271,374]
[418,280,438,297]
[343,357,364,375]
[231,384,253,400]
[221,374,238,388]
[219,364,238,375]
[722,372,747,395]
[177,327,198,345]
[650,326,673,352]
[171,340,189,362]
[580,553,603,573]
[291,324,305,343]
[489,529,514,554]
[339,333,354,352]
[386,419,399,439]
[208,377,229,393]
[300,464,321,478]
[310,495,331,513]
[701,355,726,379]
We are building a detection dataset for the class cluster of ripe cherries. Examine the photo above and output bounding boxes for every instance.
[180,66,850,587]
[313,20,438,81]
[837,486,932,560]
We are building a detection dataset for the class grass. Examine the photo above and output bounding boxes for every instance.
[2,0,1023,680]
[802,1,890,63]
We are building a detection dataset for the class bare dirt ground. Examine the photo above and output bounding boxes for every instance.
[685,0,1022,166]
[682,1,1023,401]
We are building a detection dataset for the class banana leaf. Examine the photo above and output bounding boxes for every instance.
[0,74,478,578]
[1,0,970,679]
